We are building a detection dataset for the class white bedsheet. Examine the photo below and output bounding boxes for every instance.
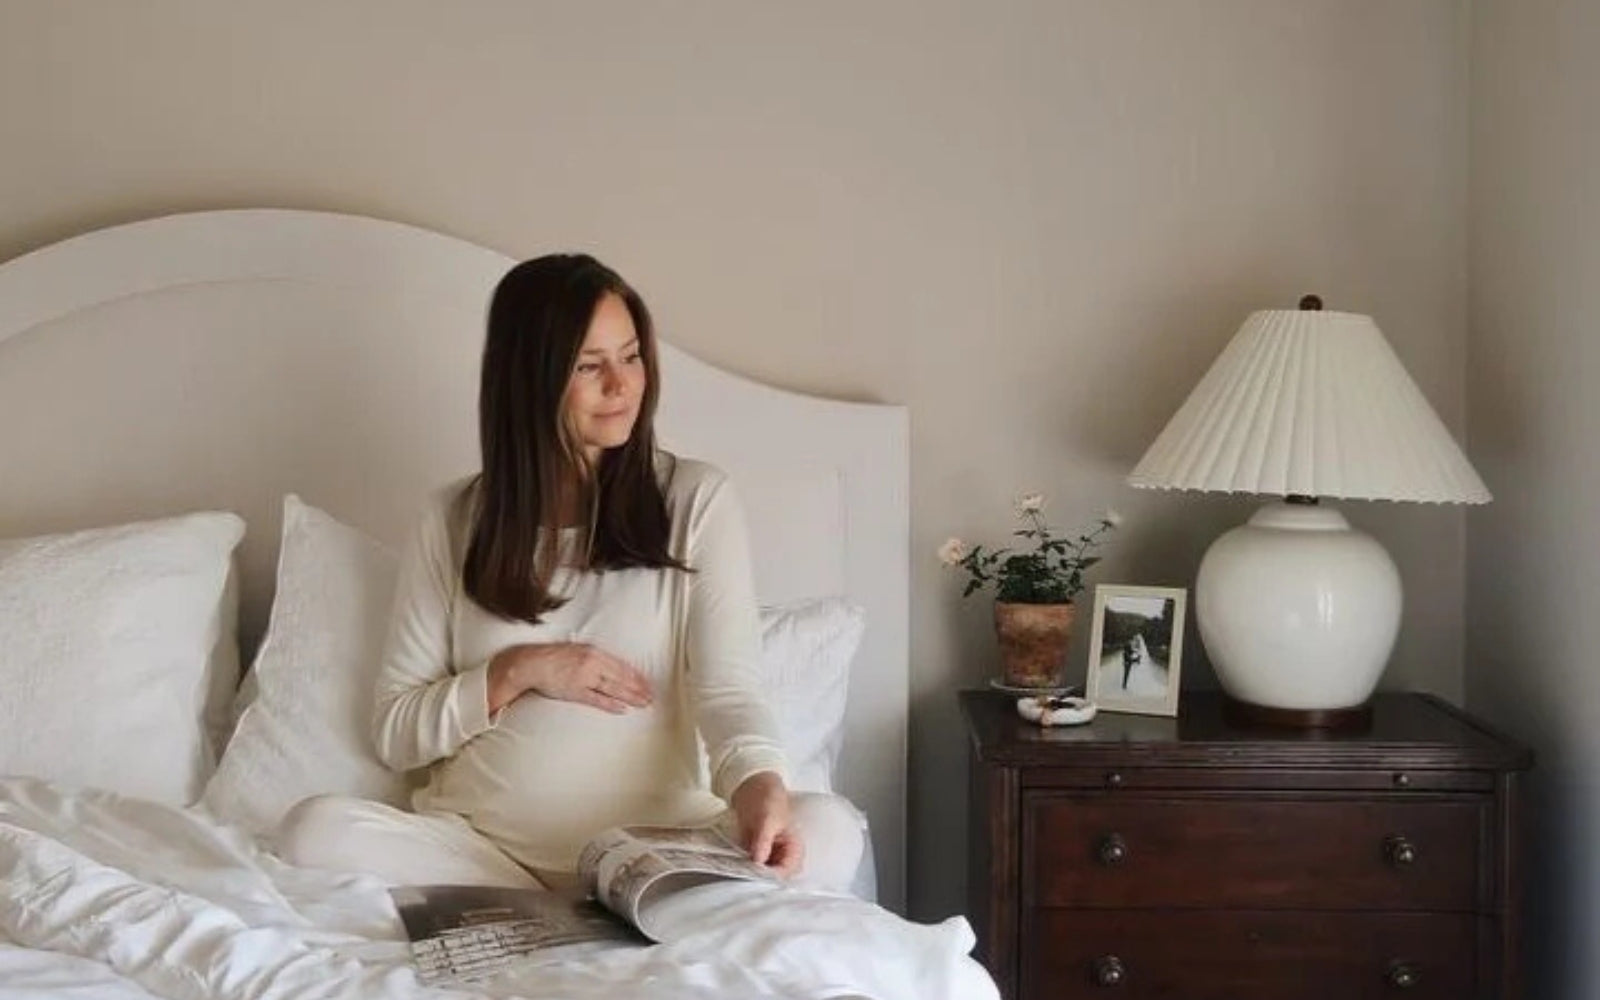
[0,779,996,1000]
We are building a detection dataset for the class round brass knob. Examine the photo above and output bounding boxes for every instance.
[1385,960,1420,989]
[1092,954,1126,988]
[1385,835,1418,867]
[1097,833,1128,866]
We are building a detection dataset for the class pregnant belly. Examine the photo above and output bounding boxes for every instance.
[418,696,716,867]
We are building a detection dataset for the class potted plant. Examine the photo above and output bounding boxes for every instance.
[940,494,1120,689]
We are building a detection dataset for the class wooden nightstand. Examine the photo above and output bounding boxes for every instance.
[960,690,1532,1000]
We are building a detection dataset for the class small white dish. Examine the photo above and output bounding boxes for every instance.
[1016,694,1098,727]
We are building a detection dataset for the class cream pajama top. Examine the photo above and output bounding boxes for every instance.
[370,454,788,871]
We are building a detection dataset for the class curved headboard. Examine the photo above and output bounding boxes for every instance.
[0,210,909,909]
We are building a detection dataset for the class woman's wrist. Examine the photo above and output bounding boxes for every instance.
[732,769,786,803]
[486,646,538,715]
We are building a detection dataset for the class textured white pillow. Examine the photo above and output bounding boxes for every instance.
[203,495,409,835]
[0,511,244,805]
[760,596,865,794]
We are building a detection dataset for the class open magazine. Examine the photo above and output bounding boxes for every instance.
[390,822,778,985]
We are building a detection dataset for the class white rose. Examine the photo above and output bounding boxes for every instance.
[1016,492,1046,515]
[937,537,968,566]
[1102,508,1124,527]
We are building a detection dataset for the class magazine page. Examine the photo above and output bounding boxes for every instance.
[578,823,777,938]
[389,884,639,986]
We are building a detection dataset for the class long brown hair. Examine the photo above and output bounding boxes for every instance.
[462,254,685,624]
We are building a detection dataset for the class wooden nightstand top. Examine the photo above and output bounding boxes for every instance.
[960,689,1534,773]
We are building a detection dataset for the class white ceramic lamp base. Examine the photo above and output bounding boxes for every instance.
[1195,501,1402,727]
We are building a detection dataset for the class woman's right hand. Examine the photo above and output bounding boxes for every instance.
[486,643,654,716]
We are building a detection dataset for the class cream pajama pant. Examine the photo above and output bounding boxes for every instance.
[278,791,872,897]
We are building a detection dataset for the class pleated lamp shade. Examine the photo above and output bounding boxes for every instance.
[1129,308,1490,504]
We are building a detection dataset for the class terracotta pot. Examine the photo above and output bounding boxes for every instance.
[994,600,1076,688]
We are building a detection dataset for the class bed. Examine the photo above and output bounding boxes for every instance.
[0,210,994,999]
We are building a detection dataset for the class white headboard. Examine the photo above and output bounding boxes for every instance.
[0,210,910,910]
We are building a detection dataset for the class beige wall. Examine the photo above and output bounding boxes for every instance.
[1468,2,1600,997]
[0,0,1471,921]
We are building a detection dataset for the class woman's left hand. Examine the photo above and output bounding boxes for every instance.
[730,771,803,877]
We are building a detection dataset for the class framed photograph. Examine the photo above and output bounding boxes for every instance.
[1084,584,1187,717]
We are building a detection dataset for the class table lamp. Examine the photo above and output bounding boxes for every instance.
[1128,296,1490,728]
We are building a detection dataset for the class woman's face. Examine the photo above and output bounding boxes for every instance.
[564,292,646,463]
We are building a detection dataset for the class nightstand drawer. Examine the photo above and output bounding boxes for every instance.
[1024,911,1477,1000]
[1026,794,1486,911]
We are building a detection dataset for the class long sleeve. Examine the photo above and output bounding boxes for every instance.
[683,474,790,799]
[370,493,495,772]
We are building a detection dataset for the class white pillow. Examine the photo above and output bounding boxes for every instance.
[203,495,408,835]
[0,511,244,805]
[202,565,244,764]
[204,498,865,832]
[760,596,865,794]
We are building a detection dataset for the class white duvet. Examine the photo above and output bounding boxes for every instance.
[0,779,996,1000]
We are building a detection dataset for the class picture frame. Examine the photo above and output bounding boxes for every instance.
[1084,584,1187,717]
